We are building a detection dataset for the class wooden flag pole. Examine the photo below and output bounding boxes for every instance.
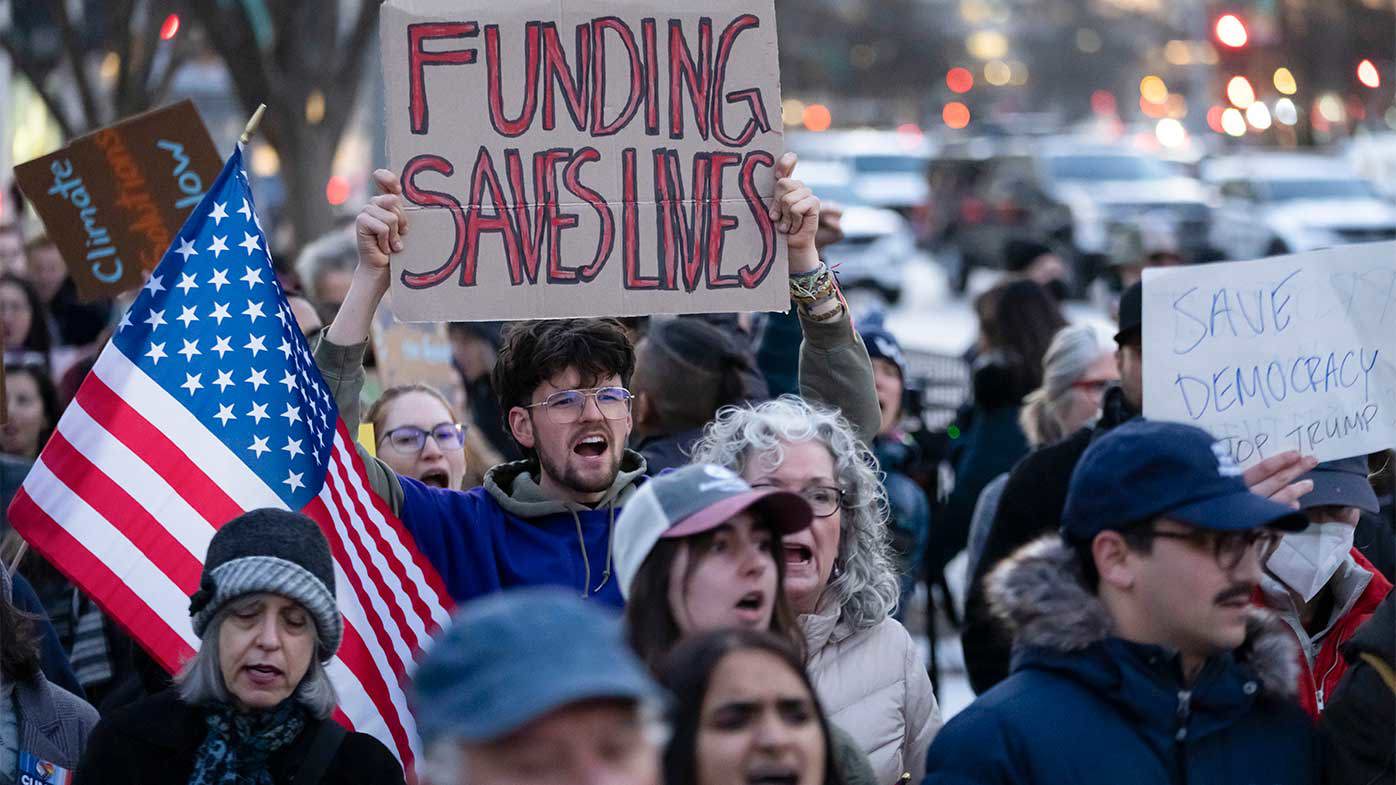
[239,104,267,145]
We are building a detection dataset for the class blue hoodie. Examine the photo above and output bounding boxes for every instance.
[394,452,647,607]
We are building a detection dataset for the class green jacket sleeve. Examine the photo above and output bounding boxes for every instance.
[796,307,881,445]
[314,335,405,515]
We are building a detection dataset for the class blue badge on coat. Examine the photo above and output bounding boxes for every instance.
[17,751,71,785]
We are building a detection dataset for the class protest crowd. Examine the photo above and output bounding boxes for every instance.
[3,7,1396,785]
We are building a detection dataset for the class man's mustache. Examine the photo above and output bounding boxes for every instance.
[1214,583,1255,605]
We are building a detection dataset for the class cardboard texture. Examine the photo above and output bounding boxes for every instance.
[380,0,787,321]
[1142,242,1396,467]
[370,297,466,414]
[13,100,221,302]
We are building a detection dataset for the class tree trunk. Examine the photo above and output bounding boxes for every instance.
[280,123,340,249]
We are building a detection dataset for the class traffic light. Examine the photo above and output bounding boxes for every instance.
[159,13,181,41]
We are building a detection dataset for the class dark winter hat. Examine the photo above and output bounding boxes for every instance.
[1004,239,1054,273]
[1298,457,1380,514]
[1062,420,1307,543]
[189,508,342,660]
[1115,281,1142,345]
[859,325,909,381]
[412,587,661,745]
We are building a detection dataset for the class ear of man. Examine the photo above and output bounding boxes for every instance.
[1092,530,1137,591]
[508,407,537,451]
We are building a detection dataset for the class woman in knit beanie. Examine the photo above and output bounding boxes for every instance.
[74,509,403,785]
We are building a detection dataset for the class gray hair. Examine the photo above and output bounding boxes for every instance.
[294,227,357,304]
[689,396,900,630]
[174,601,338,719]
[1020,325,1108,447]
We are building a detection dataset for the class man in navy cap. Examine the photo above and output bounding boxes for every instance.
[1259,456,1393,716]
[923,420,1319,785]
[411,588,664,785]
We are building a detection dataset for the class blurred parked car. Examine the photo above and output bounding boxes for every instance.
[788,129,935,226]
[1204,154,1396,260]
[809,181,918,307]
[948,144,1213,294]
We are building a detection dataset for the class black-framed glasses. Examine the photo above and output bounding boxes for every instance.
[754,484,845,518]
[524,387,633,424]
[379,422,466,454]
[1141,526,1282,571]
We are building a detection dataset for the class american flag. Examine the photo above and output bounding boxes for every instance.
[8,147,453,770]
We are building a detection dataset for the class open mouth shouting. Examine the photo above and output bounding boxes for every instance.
[783,543,813,569]
[733,590,769,626]
[746,763,801,785]
[418,467,451,488]
[572,433,610,460]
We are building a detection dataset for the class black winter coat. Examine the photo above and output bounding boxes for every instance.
[960,385,1137,694]
[1321,591,1395,785]
[73,690,403,785]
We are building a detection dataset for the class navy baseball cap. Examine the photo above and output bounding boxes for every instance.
[1299,456,1380,513]
[411,588,661,745]
[1062,420,1308,542]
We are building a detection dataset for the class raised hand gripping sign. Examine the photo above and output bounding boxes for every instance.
[1142,242,1396,467]
[380,0,787,322]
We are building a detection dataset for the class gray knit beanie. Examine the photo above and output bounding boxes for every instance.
[189,508,342,660]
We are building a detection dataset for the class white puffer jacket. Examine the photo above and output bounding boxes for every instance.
[802,602,941,785]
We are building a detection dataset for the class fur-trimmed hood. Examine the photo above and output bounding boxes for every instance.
[986,535,1300,699]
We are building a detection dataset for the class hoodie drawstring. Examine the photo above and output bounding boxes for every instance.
[591,501,617,593]
[570,508,592,599]
[570,499,619,598]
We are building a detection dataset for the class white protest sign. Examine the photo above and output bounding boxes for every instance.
[379,0,788,322]
[1143,243,1396,466]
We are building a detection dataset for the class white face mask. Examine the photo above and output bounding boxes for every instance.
[1265,521,1356,602]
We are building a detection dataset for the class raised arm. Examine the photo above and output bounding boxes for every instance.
[316,169,409,512]
[772,153,881,444]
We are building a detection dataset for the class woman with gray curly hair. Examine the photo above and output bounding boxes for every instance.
[690,397,941,784]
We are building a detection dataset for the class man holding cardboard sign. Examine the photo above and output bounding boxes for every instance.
[314,153,876,607]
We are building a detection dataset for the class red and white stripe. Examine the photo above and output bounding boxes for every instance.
[10,343,452,771]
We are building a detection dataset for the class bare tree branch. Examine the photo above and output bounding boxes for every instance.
[51,0,105,128]
[0,35,76,137]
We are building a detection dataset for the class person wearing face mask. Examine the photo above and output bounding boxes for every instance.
[614,463,877,785]
[658,629,845,785]
[1259,456,1394,717]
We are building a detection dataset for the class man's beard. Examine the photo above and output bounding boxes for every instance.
[537,444,620,495]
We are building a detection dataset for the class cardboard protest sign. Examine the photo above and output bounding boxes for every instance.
[380,0,787,322]
[370,299,466,414]
[1142,242,1396,466]
[14,100,221,302]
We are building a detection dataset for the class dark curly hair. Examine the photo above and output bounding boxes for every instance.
[492,318,635,457]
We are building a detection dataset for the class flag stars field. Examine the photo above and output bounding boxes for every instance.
[11,149,449,773]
